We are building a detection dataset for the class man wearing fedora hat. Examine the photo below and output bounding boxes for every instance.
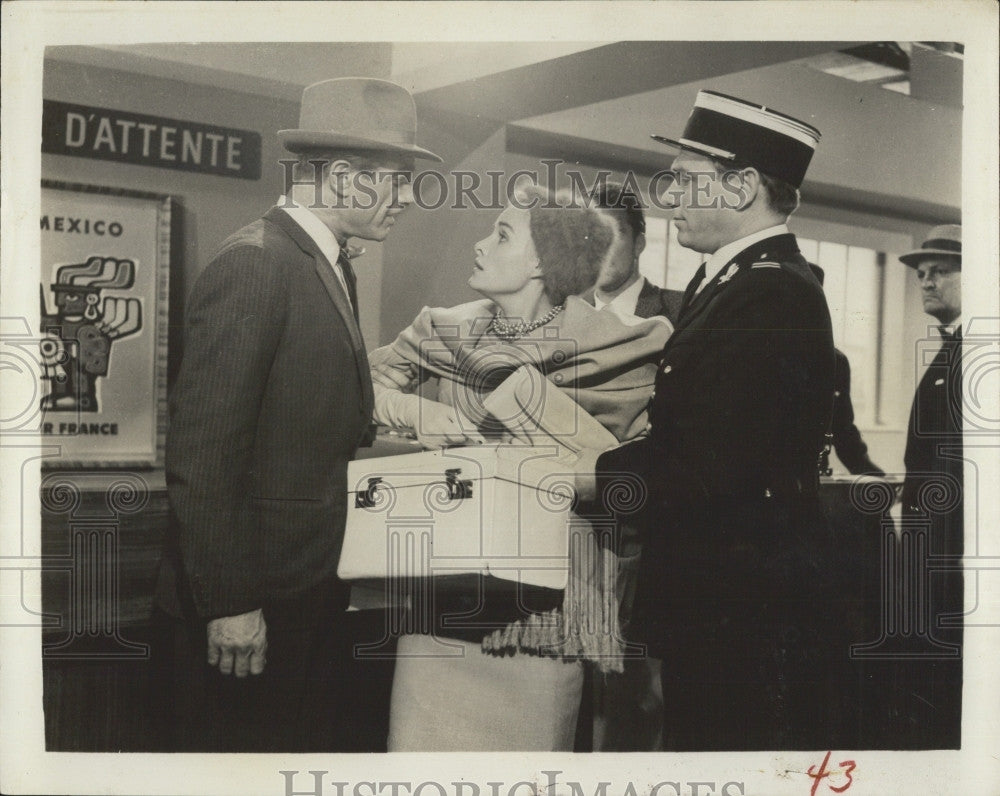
[894,223,963,748]
[578,90,841,749]
[154,78,441,751]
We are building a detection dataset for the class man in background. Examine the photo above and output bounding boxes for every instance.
[587,181,684,325]
[155,78,441,751]
[896,223,964,747]
[584,181,681,750]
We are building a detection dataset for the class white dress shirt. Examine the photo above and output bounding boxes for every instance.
[279,196,353,311]
[594,276,646,317]
[939,316,962,339]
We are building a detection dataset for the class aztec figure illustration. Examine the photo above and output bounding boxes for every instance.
[40,256,143,413]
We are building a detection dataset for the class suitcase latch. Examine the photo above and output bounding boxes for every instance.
[445,468,473,501]
[355,477,383,508]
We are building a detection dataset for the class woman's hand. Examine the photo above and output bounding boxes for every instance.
[371,362,417,392]
[415,401,486,449]
[569,447,604,502]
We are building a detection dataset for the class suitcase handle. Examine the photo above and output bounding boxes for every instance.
[445,468,473,501]
[355,477,383,508]
[355,471,472,508]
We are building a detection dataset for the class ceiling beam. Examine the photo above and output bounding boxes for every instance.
[416,40,855,122]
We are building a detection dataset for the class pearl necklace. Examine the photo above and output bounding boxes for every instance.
[488,304,565,341]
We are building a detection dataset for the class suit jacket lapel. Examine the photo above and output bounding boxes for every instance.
[264,207,365,353]
[634,278,660,319]
[263,207,374,414]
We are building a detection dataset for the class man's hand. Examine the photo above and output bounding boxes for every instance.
[207,608,267,677]
[414,400,486,449]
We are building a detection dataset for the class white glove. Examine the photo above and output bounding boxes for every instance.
[373,382,485,449]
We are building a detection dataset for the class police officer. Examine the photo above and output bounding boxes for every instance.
[576,90,839,750]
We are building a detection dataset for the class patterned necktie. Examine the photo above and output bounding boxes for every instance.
[337,251,360,324]
[678,262,707,318]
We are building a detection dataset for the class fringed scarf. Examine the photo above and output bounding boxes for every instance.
[480,516,626,674]
[369,296,670,674]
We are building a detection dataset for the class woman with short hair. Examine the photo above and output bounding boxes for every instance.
[368,186,670,751]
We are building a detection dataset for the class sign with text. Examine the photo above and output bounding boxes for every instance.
[42,100,262,180]
[40,181,172,467]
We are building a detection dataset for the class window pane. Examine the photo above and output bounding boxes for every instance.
[841,246,881,427]
[798,237,820,265]
[817,241,848,350]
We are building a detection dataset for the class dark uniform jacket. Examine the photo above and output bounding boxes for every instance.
[595,232,838,749]
[157,206,374,619]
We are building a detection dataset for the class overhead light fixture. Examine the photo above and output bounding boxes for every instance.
[805,41,962,101]
[807,42,908,84]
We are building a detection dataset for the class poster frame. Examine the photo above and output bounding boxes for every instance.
[39,179,172,470]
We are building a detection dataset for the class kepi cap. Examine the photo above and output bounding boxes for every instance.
[899,224,962,268]
[651,90,821,187]
[278,77,442,162]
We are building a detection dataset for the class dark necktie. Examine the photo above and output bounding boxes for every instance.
[678,262,707,318]
[938,324,961,343]
[337,251,360,324]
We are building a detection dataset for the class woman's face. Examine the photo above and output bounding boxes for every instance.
[469,206,540,298]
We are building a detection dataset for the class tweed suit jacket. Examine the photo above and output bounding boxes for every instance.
[160,206,374,619]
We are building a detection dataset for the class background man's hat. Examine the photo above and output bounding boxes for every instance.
[278,77,442,162]
[651,89,821,188]
[899,224,962,268]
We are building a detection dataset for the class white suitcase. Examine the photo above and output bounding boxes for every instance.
[338,445,574,590]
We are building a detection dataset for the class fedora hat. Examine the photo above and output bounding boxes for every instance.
[278,77,442,162]
[651,89,821,188]
[899,224,962,268]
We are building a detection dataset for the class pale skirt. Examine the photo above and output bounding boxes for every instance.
[387,633,584,751]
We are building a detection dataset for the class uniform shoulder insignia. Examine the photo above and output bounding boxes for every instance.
[751,261,782,269]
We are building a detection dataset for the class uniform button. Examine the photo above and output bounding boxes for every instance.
[645,422,653,432]
[553,373,564,384]
[662,364,672,374]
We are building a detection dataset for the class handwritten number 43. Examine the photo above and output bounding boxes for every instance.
[807,750,857,795]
